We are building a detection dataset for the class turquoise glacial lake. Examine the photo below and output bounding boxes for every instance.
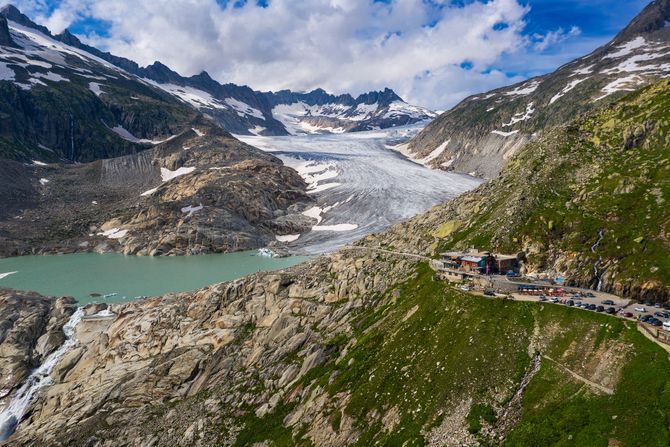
[0,251,310,305]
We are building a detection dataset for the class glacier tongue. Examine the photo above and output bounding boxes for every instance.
[239,123,482,254]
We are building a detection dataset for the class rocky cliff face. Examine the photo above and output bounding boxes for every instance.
[0,290,76,411]
[405,0,670,178]
[2,247,668,446]
[0,123,314,257]
[0,6,198,163]
[0,251,415,445]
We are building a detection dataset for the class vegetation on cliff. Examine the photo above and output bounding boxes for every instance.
[374,79,670,301]
[222,263,670,446]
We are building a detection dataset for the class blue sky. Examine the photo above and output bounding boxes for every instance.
[6,0,653,108]
[512,0,649,75]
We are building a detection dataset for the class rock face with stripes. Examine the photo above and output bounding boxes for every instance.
[0,124,315,258]
[405,0,670,178]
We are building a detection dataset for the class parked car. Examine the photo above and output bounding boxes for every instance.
[506,271,520,278]
[641,315,652,322]
[645,301,654,307]
[459,285,471,292]
[623,312,634,318]
[567,300,575,307]
[596,305,605,312]
[587,304,597,311]
[538,296,547,302]
[606,307,616,314]
[602,300,615,305]
[650,319,663,327]
[654,311,670,319]
[550,297,559,303]
[484,289,496,297]
[655,303,662,308]
[634,307,646,312]
[663,321,670,331]
[586,292,595,298]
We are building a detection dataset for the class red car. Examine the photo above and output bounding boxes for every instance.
[623,312,634,318]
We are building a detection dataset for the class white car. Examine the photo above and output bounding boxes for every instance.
[664,322,670,331]
[634,307,646,312]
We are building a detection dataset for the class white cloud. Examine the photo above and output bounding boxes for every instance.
[11,0,583,109]
[531,26,581,52]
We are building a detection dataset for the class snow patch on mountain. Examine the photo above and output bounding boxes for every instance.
[570,65,594,77]
[224,97,264,119]
[492,130,520,137]
[605,36,648,59]
[181,204,204,217]
[550,79,588,104]
[602,52,670,74]
[98,228,128,239]
[153,82,226,110]
[0,62,14,80]
[275,234,300,242]
[504,80,541,96]
[8,21,123,74]
[384,101,435,119]
[110,125,178,145]
[502,103,535,127]
[32,71,68,82]
[594,74,646,101]
[161,166,196,182]
[417,140,449,166]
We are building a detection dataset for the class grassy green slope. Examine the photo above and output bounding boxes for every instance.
[374,79,670,301]
[227,264,670,446]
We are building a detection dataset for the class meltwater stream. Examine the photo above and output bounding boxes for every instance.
[0,308,84,441]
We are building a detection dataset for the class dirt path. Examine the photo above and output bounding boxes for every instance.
[342,246,433,261]
[542,355,614,394]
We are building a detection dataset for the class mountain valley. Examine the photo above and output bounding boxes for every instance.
[2,1,670,446]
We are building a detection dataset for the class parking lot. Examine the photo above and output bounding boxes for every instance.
[463,281,670,332]
[512,291,670,332]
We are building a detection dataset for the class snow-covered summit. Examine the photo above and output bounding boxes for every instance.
[264,87,436,135]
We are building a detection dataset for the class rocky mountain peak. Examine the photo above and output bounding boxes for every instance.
[56,29,82,47]
[0,16,17,48]
[140,61,182,84]
[0,4,51,36]
[355,87,402,105]
[194,70,214,82]
[614,0,670,42]
[188,70,221,91]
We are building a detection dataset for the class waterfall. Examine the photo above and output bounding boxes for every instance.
[0,307,84,441]
[591,230,605,292]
